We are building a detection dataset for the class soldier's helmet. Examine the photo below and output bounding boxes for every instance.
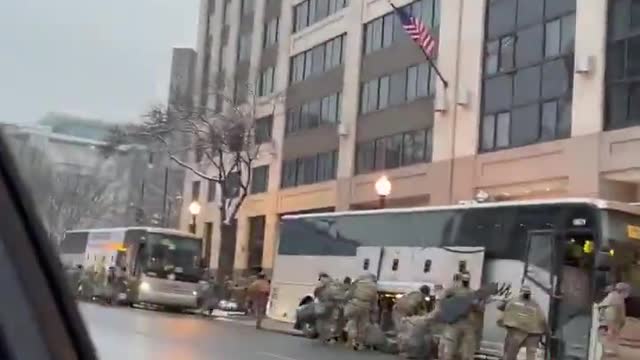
[419,285,431,295]
[520,285,532,295]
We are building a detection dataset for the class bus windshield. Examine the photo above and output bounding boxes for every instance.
[141,233,202,279]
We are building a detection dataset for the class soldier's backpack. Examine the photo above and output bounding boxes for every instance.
[397,315,436,359]
[364,323,398,354]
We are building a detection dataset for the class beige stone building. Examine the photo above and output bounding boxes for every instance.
[182,0,640,277]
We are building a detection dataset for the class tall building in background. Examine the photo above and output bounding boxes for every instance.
[169,48,198,106]
[135,48,197,229]
[184,0,640,277]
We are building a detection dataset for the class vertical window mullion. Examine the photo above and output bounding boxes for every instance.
[624,38,629,79]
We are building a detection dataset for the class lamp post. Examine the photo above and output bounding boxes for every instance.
[374,175,392,209]
[188,201,201,234]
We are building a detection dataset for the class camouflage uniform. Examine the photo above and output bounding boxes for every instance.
[314,274,345,342]
[247,275,270,329]
[597,283,630,359]
[499,286,546,360]
[344,273,378,350]
[393,288,430,330]
[394,286,432,357]
[441,274,482,360]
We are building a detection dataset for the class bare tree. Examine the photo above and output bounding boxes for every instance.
[43,172,115,243]
[106,80,281,277]
[17,147,117,243]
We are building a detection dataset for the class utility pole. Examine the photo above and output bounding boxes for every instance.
[161,167,169,227]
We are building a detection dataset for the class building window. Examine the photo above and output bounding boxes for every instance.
[360,62,434,115]
[248,216,266,269]
[251,166,269,194]
[281,159,298,188]
[480,0,575,152]
[192,181,201,201]
[224,0,233,25]
[257,66,275,96]
[606,0,640,130]
[280,150,338,188]
[255,115,273,144]
[237,33,252,62]
[200,33,213,108]
[286,92,341,136]
[364,0,440,55]
[263,17,279,48]
[241,0,255,15]
[207,180,216,202]
[355,128,432,174]
[234,78,247,104]
[293,0,349,33]
[194,141,204,163]
[290,35,344,84]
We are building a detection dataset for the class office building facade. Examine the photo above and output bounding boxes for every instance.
[185,0,640,276]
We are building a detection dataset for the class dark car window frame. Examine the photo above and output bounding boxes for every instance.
[0,135,97,360]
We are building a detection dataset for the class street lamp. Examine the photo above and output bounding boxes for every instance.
[375,175,392,209]
[188,201,201,234]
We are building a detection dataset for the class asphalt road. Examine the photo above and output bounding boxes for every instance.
[79,303,395,360]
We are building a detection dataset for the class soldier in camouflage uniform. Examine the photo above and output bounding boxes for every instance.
[498,285,547,360]
[394,285,435,358]
[344,273,378,350]
[313,273,345,343]
[441,273,483,360]
[393,285,432,331]
[597,283,630,359]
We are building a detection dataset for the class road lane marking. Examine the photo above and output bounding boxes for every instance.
[257,351,299,360]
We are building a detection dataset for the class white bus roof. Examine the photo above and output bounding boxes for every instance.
[282,198,640,220]
[64,227,200,239]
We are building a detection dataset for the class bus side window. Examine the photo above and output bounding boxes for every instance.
[392,258,399,271]
[363,258,370,270]
[424,259,432,273]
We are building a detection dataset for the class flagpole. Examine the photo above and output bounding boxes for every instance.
[419,47,448,89]
[387,0,448,88]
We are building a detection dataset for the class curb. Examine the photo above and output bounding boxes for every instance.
[211,315,305,337]
[260,327,305,338]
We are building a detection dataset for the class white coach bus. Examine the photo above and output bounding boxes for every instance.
[61,227,205,310]
[268,198,640,359]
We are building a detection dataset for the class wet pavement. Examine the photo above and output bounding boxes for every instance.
[79,303,394,360]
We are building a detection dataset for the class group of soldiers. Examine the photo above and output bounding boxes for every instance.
[305,271,551,360]
[65,263,128,303]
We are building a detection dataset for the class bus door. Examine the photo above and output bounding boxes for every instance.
[523,230,557,359]
[524,228,595,360]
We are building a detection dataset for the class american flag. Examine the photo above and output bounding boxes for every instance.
[391,4,437,58]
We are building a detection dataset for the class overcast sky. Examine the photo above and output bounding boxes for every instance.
[0,0,199,124]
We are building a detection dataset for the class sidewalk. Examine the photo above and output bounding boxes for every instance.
[208,310,304,337]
